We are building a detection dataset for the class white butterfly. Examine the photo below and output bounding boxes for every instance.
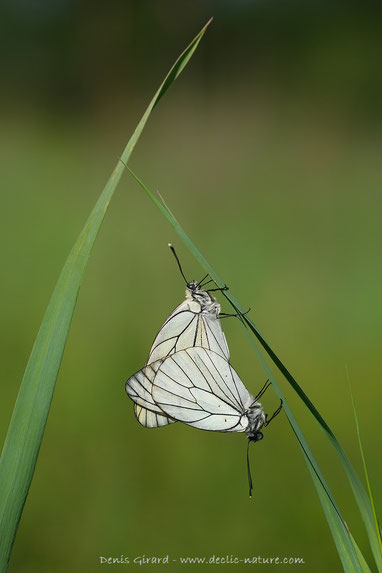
[128,346,268,438]
[125,245,282,494]
[129,245,230,428]
[126,345,282,495]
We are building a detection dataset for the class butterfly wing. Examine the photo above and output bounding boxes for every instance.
[147,298,229,363]
[126,360,177,427]
[194,313,230,362]
[130,297,229,428]
[134,405,175,428]
[151,347,253,433]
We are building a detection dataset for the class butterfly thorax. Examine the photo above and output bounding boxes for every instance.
[186,282,220,316]
[245,401,266,441]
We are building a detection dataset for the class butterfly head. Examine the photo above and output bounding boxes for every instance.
[168,246,219,313]
[248,431,264,443]
[186,280,202,292]
[186,281,219,314]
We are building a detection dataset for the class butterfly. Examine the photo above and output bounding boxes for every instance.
[129,244,230,428]
[126,345,282,496]
[125,246,282,495]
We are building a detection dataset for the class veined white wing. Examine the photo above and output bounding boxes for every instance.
[148,291,229,363]
[151,347,266,437]
[127,361,162,412]
[130,282,229,428]
[127,359,175,428]
[134,405,173,428]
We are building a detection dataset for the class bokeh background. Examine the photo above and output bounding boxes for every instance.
[1,1,381,571]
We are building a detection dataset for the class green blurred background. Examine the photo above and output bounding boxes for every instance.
[1,1,381,571]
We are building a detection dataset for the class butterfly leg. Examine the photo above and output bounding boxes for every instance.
[197,274,211,287]
[207,284,229,293]
[219,307,251,319]
[264,400,283,427]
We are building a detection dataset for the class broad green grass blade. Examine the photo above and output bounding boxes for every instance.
[351,533,376,573]
[127,169,368,572]
[0,20,211,572]
[347,370,382,562]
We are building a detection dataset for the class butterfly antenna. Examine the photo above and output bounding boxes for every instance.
[246,440,253,498]
[254,379,271,401]
[168,244,189,284]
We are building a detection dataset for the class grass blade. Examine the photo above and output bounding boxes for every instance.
[347,370,382,563]
[294,428,371,573]
[127,168,368,571]
[240,315,382,572]
[0,20,211,572]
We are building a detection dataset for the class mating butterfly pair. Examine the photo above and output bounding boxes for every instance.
[125,245,282,496]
